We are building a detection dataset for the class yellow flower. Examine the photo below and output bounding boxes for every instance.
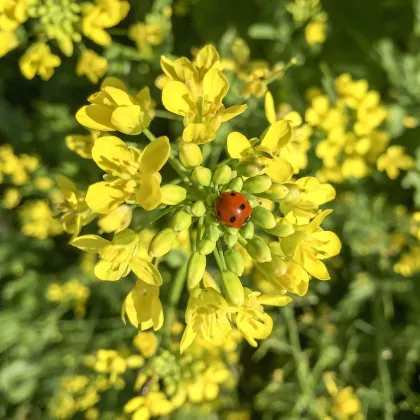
[129,21,166,56]
[76,77,152,135]
[84,135,170,213]
[133,332,158,357]
[377,145,414,179]
[305,21,327,45]
[19,43,61,81]
[2,187,20,209]
[227,121,295,183]
[65,130,99,159]
[234,288,291,347]
[71,229,163,282]
[0,31,18,57]
[82,0,130,46]
[161,45,247,143]
[124,392,173,420]
[122,278,164,331]
[56,175,96,239]
[181,287,232,352]
[0,0,28,31]
[281,209,341,280]
[76,49,108,84]
[98,204,132,233]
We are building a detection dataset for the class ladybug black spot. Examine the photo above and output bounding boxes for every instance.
[239,203,246,210]
[229,216,237,223]
[230,192,236,196]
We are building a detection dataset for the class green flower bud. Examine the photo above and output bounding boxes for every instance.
[192,166,212,186]
[205,224,221,242]
[171,210,192,232]
[229,177,244,192]
[225,226,238,235]
[191,201,206,217]
[223,231,238,248]
[221,270,244,306]
[240,221,254,239]
[198,238,216,255]
[243,175,272,194]
[179,143,203,168]
[245,237,272,262]
[252,206,276,229]
[264,219,294,237]
[161,185,187,205]
[224,248,244,276]
[263,183,289,200]
[237,155,264,177]
[149,228,176,257]
[187,252,206,289]
[212,165,232,185]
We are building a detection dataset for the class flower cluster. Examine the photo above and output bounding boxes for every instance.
[306,73,413,182]
[64,44,341,353]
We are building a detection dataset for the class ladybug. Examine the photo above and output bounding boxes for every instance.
[215,192,252,228]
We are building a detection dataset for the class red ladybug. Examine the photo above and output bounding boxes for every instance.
[215,192,252,228]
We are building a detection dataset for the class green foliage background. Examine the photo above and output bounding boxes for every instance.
[1,0,420,419]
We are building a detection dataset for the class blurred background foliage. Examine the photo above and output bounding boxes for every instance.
[1,0,420,419]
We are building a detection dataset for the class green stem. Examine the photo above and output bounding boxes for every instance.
[143,128,190,184]
[154,110,182,121]
[217,240,227,270]
[374,292,395,420]
[137,206,178,232]
[213,248,224,272]
[284,305,314,415]
[265,58,297,85]
[163,261,188,343]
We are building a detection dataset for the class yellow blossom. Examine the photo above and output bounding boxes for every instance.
[82,0,130,46]
[71,229,163,282]
[129,20,166,56]
[98,204,132,233]
[65,130,99,159]
[377,145,414,179]
[19,43,61,81]
[76,49,108,84]
[124,392,173,420]
[76,77,152,135]
[2,187,20,209]
[0,31,18,57]
[133,332,158,358]
[305,20,327,45]
[0,0,28,31]
[84,135,170,213]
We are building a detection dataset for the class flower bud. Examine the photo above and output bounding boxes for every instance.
[263,183,289,201]
[224,248,244,276]
[223,231,238,248]
[205,224,221,242]
[265,219,294,237]
[198,238,216,255]
[149,228,176,257]
[245,237,272,262]
[191,200,206,217]
[171,210,192,232]
[252,206,276,229]
[192,166,212,186]
[221,270,244,306]
[229,177,244,192]
[187,251,206,289]
[160,185,187,205]
[237,155,264,177]
[179,143,203,168]
[212,165,232,185]
[240,221,254,239]
[243,175,272,194]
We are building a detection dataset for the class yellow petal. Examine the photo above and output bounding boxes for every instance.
[95,260,128,281]
[202,68,229,105]
[220,104,248,122]
[91,135,132,172]
[103,86,133,106]
[257,294,292,306]
[265,157,293,183]
[180,321,197,353]
[264,91,276,124]
[130,258,163,286]
[162,81,194,116]
[260,120,292,152]
[76,105,115,131]
[139,136,170,174]
[122,291,138,327]
[302,251,330,280]
[136,175,161,211]
[160,185,187,205]
[195,44,220,71]
[71,234,110,253]
[101,77,127,91]
[227,132,252,158]
[160,55,177,80]
[111,105,149,135]
[86,181,128,214]
[311,231,341,258]
[183,123,216,144]
[285,111,302,127]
